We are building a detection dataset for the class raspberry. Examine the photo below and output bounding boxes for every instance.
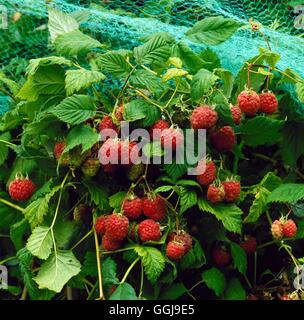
[282,219,297,238]
[54,141,70,165]
[95,215,108,236]
[127,163,145,182]
[149,120,170,140]
[240,236,257,254]
[99,116,119,139]
[160,127,184,151]
[237,89,260,116]
[271,220,283,240]
[99,138,120,165]
[122,196,142,219]
[168,232,193,252]
[195,159,216,186]
[105,213,129,241]
[222,180,241,202]
[190,105,218,129]
[142,195,166,221]
[259,92,278,114]
[101,234,122,251]
[81,158,100,177]
[138,219,161,242]
[210,126,236,153]
[247,294,259,300]
[166,241,187,260]
[207,183,225,204]
[9,177,36,201]
[120,140,140,166]
[212,245,231,267]
[230,105,242,125]
[73,204,92,225]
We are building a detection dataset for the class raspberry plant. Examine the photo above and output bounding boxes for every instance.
[0,9,304,300]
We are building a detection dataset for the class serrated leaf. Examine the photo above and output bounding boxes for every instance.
[230,242,247,274]
[202,267,226,297]
[154,185,174,193]
[94,53,131,77]
[102,257,119,286]
[186,16,240,45]
[259,48,281,68]
[214,68,234,99]
[291,203,304,218]
[24,197,49,228]
[48,8,79,43]
[142,141,164,158]
[124,100,161,127]
[65,125,99,153]
[0,132,11,165]
[162,68,188,82]
[130,69,165,95]
[164,161,188,181]
[109,282,137,300]
[215,104,234,126]
[240,116,284,147]
[134,34,171,64]
[83,181,110,212]
[35,250,81,293]
[54,220,78,249]
[109,191,127,211]
[296,82,304,103]
[198,199,243,234]
[179,238,206,270]
[267,183,304,204]
[26,226,53,260]
[224,278,246,300]
[51,95,96,125]
[0,191,22,228]
[134,246,165,284]
[0,73,20,95]
[244,187,270,223]
[160,282,187,300]
[179,187,197,213]
[191,68,219,101]
[27,56,73,76]
[10,218,30,251]
[65,69,106,95]
[54,30,103,57]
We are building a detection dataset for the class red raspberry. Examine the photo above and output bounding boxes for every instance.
[160,127,184,151]
[210,126,236,153]
[99,138,120,165]
[149,120,170,140]
[95,215,108,236]
[230,105,242,125]
[142,195,166,221]
[120,140,140,166]
[195,159,216,186]
[240,236,257,254]
[271,220,283,240]
[212,245,231,267]
[54,141,70,165]
[259,92,278,114]
[237,90,260,116]
[81,158,100,177]
[105,213,129,241]
[207,184,225,204]
[122,196,142,220]
[222,180,241,202]
[99,116,119,138]
[101,234,122,251]
[138,219,161,242]
[9,177,36,201]
[166,241,187,260]
[190,105,218,129]
[247,294,259,300]
[168,232,193,252]
[282,219,297,238]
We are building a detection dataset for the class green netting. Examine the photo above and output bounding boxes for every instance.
[0,0,304,114]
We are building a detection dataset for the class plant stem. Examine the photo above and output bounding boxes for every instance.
[93,224,104,300]
[0,256,16,265]
[0,198,24,212]
[0,139,17,148]
[120,257,140,284]
[188,280,203,292]
[101,247,135,255]
[71,229,93,250]
[87,281,99,300]
[139,262,144,299]
[257,240,277,250]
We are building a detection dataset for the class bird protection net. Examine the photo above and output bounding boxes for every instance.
[0,0,303,114]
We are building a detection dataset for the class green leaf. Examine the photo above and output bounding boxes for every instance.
[179,187,197,213]
[154,185,174,193]
[130,69,165,94]
[134,246,165,284]
[162,68,188,82]
[10,218,30,251]
[186,16,240,45]
[27,56,73,76]
[230,242,247,274]
[34,250,81,293]
[0,73,20,95]
[24,197,49,228]
[164,161,188,181]
[109,191,127,211]
[65,69,106,95]
[142,141,164,158]
[134,34,171,64]
[214,68,234,99]
[198,199,243,234]
[48,8,79,43]
[65,125,99,153]
[258,48,281,68]
[202,267,226,297]
[54,30,103,57]
[94,53,131,77]
[0,132,11,165]
[224,278,246,300]
[109,282,137,300]
[102,257,119,286]
[240,116,284,147]
[0,192,22,228]
[279,68,302,85]
[26,226,53,260]
[123,100,161,127]
[200,48,221,71]
[84,181,110,212]
[51,95,96,125]
[180,238,206,270]
[215,104,234,126]
[267,183,304,204]
[245,187,270,223]
[160,282,187,300]
[191,68,219,101]
[54,220,78,249]
[296,82,304,103]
